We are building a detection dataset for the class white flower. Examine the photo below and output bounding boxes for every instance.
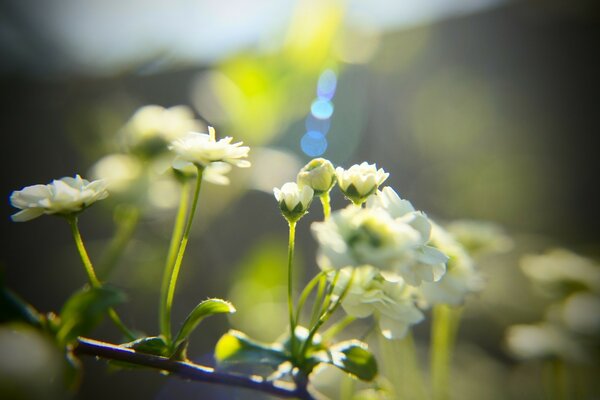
[368,187,448,285]
[520,249,600,295]
[419,222,483,306]
[297,158,336,195]
[121,105,204,155]
[312,192,447,286]
[335,162,389,204]
[89,153,143,193]
[506,323,587,362]
[10,175,108,222]
[335,266,424,339]
[273,182,314,222]
[170,127,251,169]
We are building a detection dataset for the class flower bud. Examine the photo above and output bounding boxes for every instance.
[273,182,314,223]
[297,158,336,195]
[336,162,389,205]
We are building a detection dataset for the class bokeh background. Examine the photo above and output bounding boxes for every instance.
[1,0,599,399]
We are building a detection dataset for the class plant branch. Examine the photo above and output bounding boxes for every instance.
[74,337,316,400]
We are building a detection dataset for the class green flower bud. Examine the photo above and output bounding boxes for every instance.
[297,158,336,195]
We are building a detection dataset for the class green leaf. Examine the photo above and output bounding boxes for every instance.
[215,330,288,368]
[123,336,170,357]
[315,340,378,381]
[173,298,236,348]
[57,286,125,345]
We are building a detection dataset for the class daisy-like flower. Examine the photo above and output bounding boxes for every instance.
[273,182,314,222]
[170,127,250,170]
[367,187,448,286]
[10,175,108,222]
[335,266,424,339]
[313,187,447,286]
[335,162,389,205]
[121,105,204,156]
[297,158,336,195]
[419,221,483,307]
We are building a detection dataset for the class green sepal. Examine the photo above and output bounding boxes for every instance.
[341,184,376,205]
[173,298,236,350]
[311,340,378,381]
[215,330,288,368]
[56,285,126,345]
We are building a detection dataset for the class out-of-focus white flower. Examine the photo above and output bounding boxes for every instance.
[170,127,250,170]
[335,162,389,204]
[335,266,424,339]
[520,249,600,295]
[419,222,483,306]
[89,153,143,193]
[121,105,204,156]
[312,193,447,286]
[446,219,513,255]
[273,182,313,222]
[560,292,600,335]
[10,175,108,222]
[506,323,587,362]
[297,158,336,195]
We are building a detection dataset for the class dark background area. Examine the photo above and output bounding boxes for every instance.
[1,1,599,399]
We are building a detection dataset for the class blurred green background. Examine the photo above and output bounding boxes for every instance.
[1,0,599,399]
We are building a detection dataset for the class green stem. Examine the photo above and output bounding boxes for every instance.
[287,221,297,357]
[295,270,328,327]
[160,179,191,339]
[68,216,135,341]
[162,168,204,343]
[98,206,140,279]
[319,192,331,220]
[300,269,354,361]
[550,358,568,400]
[431,304,462,400]
[308,274,327,328]
[321,315,356,342]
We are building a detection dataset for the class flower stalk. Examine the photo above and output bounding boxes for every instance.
[287,221,297,356]
[67,216,135,341]
[431,304,462,400]
[162,167,204,343]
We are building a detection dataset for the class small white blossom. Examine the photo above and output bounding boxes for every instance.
[273,182,314,222]
[10,175,108,222]
[419,222,483,307]
[170,127,250,169]
[121,105,204,155]
[335,162,389,204]
[297,158,336,195]
[312,191,447,286]
[335,266,424,339]
[506,323,587,363]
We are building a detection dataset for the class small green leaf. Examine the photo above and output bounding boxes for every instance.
[57,286,125,345]
[215,330,288,368]
[123,336,170,357]
[316,340,378,381]
[173,298,235,348]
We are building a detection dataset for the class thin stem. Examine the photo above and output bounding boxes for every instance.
[287,221,297,357]
[98,206,140,279]
[379,333,428,400]
[321,315,356,342]
[300,269,355,360]
[163,168,204,343]
[550,358,568,400]
[74,337,316,400]
[69,217,101,288]
[295,270,328,327]
[308,274,327,328]
[431,304,462,400]
[68,217,135,341]
[160,179,191,339]
[319,192,331,220]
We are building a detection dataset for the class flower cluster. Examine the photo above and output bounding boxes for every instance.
[273,158,481,339]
